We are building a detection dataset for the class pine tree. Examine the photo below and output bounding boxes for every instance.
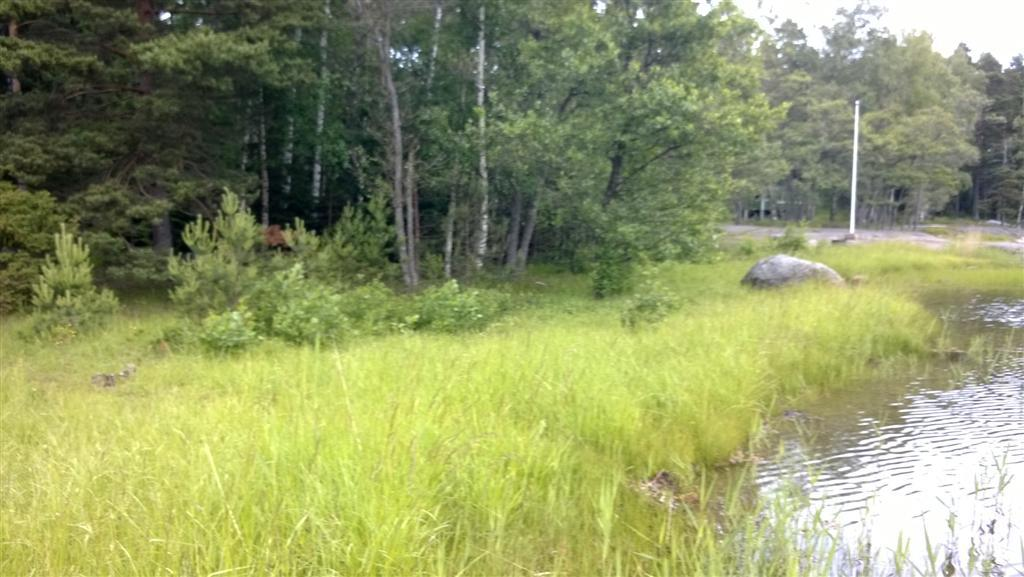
[30,224,119,338]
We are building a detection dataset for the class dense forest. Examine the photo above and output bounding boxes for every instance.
[1,0,1022,303]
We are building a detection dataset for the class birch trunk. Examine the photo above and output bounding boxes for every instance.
[241,101,252,171]
[426,1,443,94]
[311,0,331,202]
[443,188,456,279]
[282,28,302,199]
[6,19,20,94]
[473,4,488,270]
[259,88,270,228]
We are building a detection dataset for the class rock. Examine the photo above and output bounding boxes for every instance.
[741,254,844,288]
[118,363,137,379]
[91,373,117,387]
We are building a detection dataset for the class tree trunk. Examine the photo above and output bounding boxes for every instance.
[282,28,302,199]
[240,101,252,171]
[515,192,539,275]
[311,0,331,203]
[151,187,173,254]
[443,188,456,279]
[135,0,155,93]
[1018,182,1023,228]
[404,141,420,286]
[259,88,270,228]
[136,0,171,252]
[6,19,21,94]
[972,170,981,220]
[376,18,413,286]
[603,140,626,207]
[426,0,444,95]
[504,186,522,270]
[473,4,489,270]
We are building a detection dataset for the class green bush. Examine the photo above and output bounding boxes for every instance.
[0,185,66,313]
[249,264,350,345]
[413,280,510,333]
[336,281,414,335]
[591,252,634,299]
[87,233,171,288]
[29,224,119,339]
[197,308,260,353]
[621,270,680,329]
[168,190,263,317]
[735,238,758,257]
[309,188,395,283]
[773,225,808,253]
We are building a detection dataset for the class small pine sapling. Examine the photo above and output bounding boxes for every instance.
[29,224,119,339]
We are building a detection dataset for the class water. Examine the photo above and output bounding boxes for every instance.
[755,297,1024,575]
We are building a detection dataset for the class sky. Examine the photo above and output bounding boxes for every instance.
[729,0,1024,66]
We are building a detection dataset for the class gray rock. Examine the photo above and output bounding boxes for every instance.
[741,254,844,288]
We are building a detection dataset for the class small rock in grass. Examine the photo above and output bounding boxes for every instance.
[91,373,117,388]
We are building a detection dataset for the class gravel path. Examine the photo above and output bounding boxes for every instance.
[722,224,1024,254]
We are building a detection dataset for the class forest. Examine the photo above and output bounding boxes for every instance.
[2,0,1022,303]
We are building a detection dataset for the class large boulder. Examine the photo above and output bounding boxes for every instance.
[741,254,844,288]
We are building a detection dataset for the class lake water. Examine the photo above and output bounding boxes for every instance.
[755,296,1024,576]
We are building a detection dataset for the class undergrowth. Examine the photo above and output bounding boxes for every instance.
[1,245,1019,576]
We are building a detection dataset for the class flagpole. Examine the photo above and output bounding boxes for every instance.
[849,99,860,238]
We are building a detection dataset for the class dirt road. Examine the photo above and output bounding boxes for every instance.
[722,223,1024,255]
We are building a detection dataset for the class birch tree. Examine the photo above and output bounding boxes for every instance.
[311,0,331,203]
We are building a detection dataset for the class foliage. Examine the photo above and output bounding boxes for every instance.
[0,184,66,313]
[28,224,119,339]
[86,233,172,288]
[168,191,262,318]
[773,225,808,253]
[412,280,510,333]
[621,269,681,329]
[335,281,412,335]
[591,241,635,299]
[196,308,260,354]
[310,188,395,283]
[248,264,349,345]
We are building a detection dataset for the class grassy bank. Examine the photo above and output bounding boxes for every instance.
[1,245,1020,576]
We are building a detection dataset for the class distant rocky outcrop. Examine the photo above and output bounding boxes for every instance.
[741,254,844,288]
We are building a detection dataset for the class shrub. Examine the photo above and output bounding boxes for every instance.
[773,225,808,253]
[0,185,66,313]
[197,308,260,353]
[168,190,262,317]
[621,269,680,329]
[87,233,171,288]
[248,264,350,345]
[592,250,634,299]
[735,238,758,257]
[413,280,510,333]
[309,188,395,283]
[336,281,414,334]
[29,224,119,339]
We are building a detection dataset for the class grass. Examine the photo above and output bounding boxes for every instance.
[1,244,1020,576]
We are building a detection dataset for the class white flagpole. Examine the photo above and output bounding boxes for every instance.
[849,99,860,237]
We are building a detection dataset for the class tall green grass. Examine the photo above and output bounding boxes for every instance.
[1,245,1018,575]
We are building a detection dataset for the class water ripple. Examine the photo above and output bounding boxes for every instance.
[755,297,1024,574]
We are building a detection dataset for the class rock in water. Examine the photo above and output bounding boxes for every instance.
[741,254,844,288]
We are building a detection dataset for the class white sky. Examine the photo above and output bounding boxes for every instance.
[729,0,1024,66]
